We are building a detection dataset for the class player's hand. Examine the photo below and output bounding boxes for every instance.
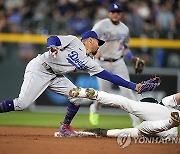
[135,83,142,92]
[48,47,58,59]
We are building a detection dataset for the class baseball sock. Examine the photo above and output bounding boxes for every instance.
[0,100,15,113]
[63,102,80,125]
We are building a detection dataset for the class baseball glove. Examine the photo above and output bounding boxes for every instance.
[131,57,145,75]
[138,75,161,94]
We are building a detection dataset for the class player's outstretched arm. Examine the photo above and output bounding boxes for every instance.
[94,70,159,93]
[94,70,137,90]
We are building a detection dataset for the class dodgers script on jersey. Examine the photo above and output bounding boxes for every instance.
[39,35,103,76]
[92,18,129,59]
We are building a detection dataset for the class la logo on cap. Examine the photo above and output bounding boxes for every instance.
[114,4,118,9]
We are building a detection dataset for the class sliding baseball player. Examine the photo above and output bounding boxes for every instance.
[69,87,180,139]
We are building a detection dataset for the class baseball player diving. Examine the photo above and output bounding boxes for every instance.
[0,30,157,137]
[89,3,145,127]
[69,87,180,140]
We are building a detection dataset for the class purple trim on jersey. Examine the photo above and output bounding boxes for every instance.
[94,70,136,90]
[47,36,61,47]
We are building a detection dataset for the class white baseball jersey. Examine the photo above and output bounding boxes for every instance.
[92,18,129,59]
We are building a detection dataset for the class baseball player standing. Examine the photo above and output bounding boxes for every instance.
[0,30,153,137]
[90,3,144,126]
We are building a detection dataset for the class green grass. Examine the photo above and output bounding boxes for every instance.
[0,111,179,133]
[0,111,132,129]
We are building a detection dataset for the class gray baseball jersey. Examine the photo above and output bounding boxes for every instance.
[40,35,103,76]
[92,18,129,59]
[13,35,104,111]
[91,18,141,127]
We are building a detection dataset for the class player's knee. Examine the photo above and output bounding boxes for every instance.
[13,98,30,110]
[69,98,82,106]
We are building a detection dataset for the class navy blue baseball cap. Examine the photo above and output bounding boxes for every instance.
[108,3,122,12]
[81,30,105,46]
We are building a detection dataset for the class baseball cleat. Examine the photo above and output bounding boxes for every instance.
[89,111,99,126]
[170,112,180,127]
[59,122,77,137]
[85,88,97,99]
[69,87,82,98]
[69,87,98,99]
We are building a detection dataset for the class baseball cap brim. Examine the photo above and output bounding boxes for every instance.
[97,39,105,46]
[81,30,105,46]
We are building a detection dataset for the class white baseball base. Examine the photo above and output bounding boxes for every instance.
[54,131,97,137]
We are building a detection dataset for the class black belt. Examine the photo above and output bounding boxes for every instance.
[98,56,123,62]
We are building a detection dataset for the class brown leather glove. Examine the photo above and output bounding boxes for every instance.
[131,57,145,75]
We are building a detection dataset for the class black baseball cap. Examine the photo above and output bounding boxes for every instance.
[81,30,105,46]
[108,3,122,12]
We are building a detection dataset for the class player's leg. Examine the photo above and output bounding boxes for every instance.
[120,87,141,127]
[49,76,83,137]
[114,59,141,127]
[96,91,174,120]
[87,111,179,138]
[107,128,139,138]
[0,58,54,113]
[137,112,180,139]
[89,78,111,125]
[70,88,180,138]
[69,88,174,120]
[89,60,113,125]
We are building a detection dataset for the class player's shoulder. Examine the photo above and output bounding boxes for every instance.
[57,35,80,48]
[119,22,129,31]
[59,35,80,43]
[58,35,78,40]
[94,18,110,25]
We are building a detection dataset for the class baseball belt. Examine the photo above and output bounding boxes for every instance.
[98,55,123,62]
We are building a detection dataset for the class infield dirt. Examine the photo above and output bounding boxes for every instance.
[0,126,179,154]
